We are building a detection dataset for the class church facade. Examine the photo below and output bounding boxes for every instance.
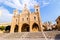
[10,4,42,33]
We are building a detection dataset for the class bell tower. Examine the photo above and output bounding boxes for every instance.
[34,4,40,12]
[10,9,19,33]
[34,4,43,31]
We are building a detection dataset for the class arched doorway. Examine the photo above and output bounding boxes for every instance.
[32,23,39,32]
[14,24,19,32]
[5,25,11,33]
[21,23,30,32]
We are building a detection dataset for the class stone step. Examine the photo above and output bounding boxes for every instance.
[0,31,60,39]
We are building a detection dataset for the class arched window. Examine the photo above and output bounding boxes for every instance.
[27,18,28,21]
[34,16,36,20]
[36,9,38,11]
[16,19,17,22]
[22,18,24,21]
[57,22,58,24]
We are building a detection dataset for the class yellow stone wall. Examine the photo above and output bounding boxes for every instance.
[10,5,42,33]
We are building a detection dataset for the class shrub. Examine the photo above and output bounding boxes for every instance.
[0,26,5,31]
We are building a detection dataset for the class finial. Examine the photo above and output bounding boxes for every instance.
[34,4,39,8]
[24,4,27,8]
[14,9,18,15]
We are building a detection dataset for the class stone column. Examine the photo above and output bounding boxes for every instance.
[10,17,16,33]
[10,25,15,33]
[30,24,32,32]
[18,24,22,32]
[30,21,33,32]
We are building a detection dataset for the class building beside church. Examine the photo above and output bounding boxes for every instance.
[56,16,60,31]
[10,4,43,33]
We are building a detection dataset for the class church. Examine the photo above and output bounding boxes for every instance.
[10,4,43,33]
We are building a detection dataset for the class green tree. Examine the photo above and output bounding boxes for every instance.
[0,26,5,31]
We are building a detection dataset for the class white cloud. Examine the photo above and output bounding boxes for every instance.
[4,0,38,10]
[0,0,52,9]
[21,0,38,9]
[0,0,52,23]
[0,6,13,23]
[40,0,51,7]
[0,10,2,16]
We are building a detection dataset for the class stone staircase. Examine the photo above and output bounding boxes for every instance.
[44,31,60,38]
[0,31,60,40]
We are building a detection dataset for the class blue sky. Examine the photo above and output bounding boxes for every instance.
[0,0,60,24]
